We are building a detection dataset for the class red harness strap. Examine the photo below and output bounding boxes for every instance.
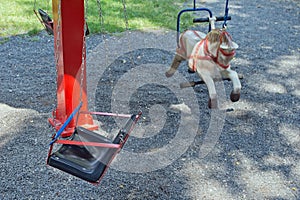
[190,39,207,71]
[189,37,235,70]
[55,139,121,148]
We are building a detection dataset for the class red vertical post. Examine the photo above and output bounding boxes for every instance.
[49,0,96,137]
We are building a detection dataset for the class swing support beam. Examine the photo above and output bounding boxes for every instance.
[49,0,97,137]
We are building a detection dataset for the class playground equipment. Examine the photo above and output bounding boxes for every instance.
[166,0,243,109]
[47,103,141,184]
[34,8,54,35]
[34,0,141,184]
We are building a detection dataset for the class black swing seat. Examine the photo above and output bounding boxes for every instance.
[37,8,89,36]
[48,115,136,183]
[38,9,54,35]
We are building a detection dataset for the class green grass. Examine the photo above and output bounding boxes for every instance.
[0,0,198,37]
[0,0,40,36]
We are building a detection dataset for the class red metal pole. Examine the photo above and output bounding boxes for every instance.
[49,0,97,137]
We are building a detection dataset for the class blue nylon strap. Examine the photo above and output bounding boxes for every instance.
[49,102,83,145]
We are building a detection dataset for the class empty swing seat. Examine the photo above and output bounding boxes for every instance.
[38,9,54,35]
[48,115,137,183]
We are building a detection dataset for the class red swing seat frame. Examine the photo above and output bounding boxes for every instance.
[47,111,141,184]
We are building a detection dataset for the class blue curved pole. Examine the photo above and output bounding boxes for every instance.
[177,8,212,46]
[176,0,230,46]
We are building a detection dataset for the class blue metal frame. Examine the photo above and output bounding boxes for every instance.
[177,8,212,45]
[223,0,229,27]
[176,0,230,46]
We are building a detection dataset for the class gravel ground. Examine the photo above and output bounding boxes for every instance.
[0,0,300,199]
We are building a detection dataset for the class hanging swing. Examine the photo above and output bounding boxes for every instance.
[33,0,54,35]
[47,102,141,184]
